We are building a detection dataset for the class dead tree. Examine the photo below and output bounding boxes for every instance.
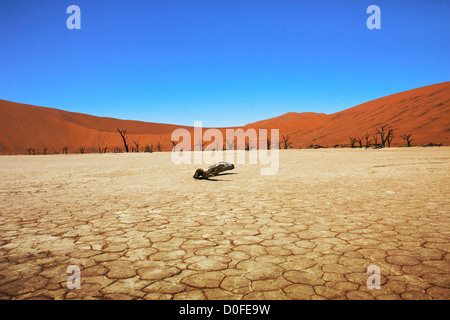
[98,145,107,153]
[144,145,153,153]
[400,134,414,147]
[79,146,86,154]
[98,145,108,153]
[349,136,357,148]
[195,139,202,151]
[386,129,394,148]
[355,135,363,148]
[245,137,254,151]
[376,125,388,148]
[62,145,70,154]
[282,135,293,149]
[266,138,271,150]
[194,139,207,151]
[27,147,35,155]
[372,134,381,149]
[133,140,140,153]
[226,138,235,150]
[156,142,162,152]
[171,140,177,152]
[364,132,372,149]
[117,129,129,153]
[43,146,48,155]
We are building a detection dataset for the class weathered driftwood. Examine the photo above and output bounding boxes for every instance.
[193,161,235,179]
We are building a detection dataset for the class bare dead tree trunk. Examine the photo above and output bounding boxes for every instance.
[156,142,162,152]
[193,161,235,179]
[386,129,394,147]
[226,138,234,150]
[372,134,381,149]
[245,137,253,151]
[79,146,86,154]
[401,134,414,147]
[376,125,388,148]
[171,140,177,152]
[98,145,108,153]
[133,140,140,153]
[193,138,206,151]
[117,129,129,153]
[62,145,70,154]
[349,136,357,148]
[282,135,293,149]
[364,132,372,149]
[356,135,363,148]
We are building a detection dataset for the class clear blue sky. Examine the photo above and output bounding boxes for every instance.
[0,0,449,127]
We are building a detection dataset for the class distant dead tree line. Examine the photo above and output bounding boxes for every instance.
[26,143,164,155]
[24,125,443,155]
[23,127,165,155]
[347,124,443,149]
[347,125,396,149]
[349,125,394,149]
[170,134,291,152]
[117,128,162,153]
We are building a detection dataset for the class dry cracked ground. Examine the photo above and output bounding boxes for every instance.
[0,148,449,300]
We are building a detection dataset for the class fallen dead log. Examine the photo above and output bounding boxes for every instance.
[193,161,235,179]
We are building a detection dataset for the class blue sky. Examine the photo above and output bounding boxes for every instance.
[0,0,449,127]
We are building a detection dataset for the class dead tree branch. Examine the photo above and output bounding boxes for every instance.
[117,129,129,153]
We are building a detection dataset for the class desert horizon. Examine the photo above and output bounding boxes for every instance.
[1,81,449,155]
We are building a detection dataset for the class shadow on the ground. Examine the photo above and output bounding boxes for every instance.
[216,172,237,176]
[195,172,237,181]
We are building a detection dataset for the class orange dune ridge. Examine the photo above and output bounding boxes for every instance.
[0,82,449,154]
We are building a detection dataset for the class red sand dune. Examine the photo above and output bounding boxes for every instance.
[0,82,449,154]
[245,81,450,148]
